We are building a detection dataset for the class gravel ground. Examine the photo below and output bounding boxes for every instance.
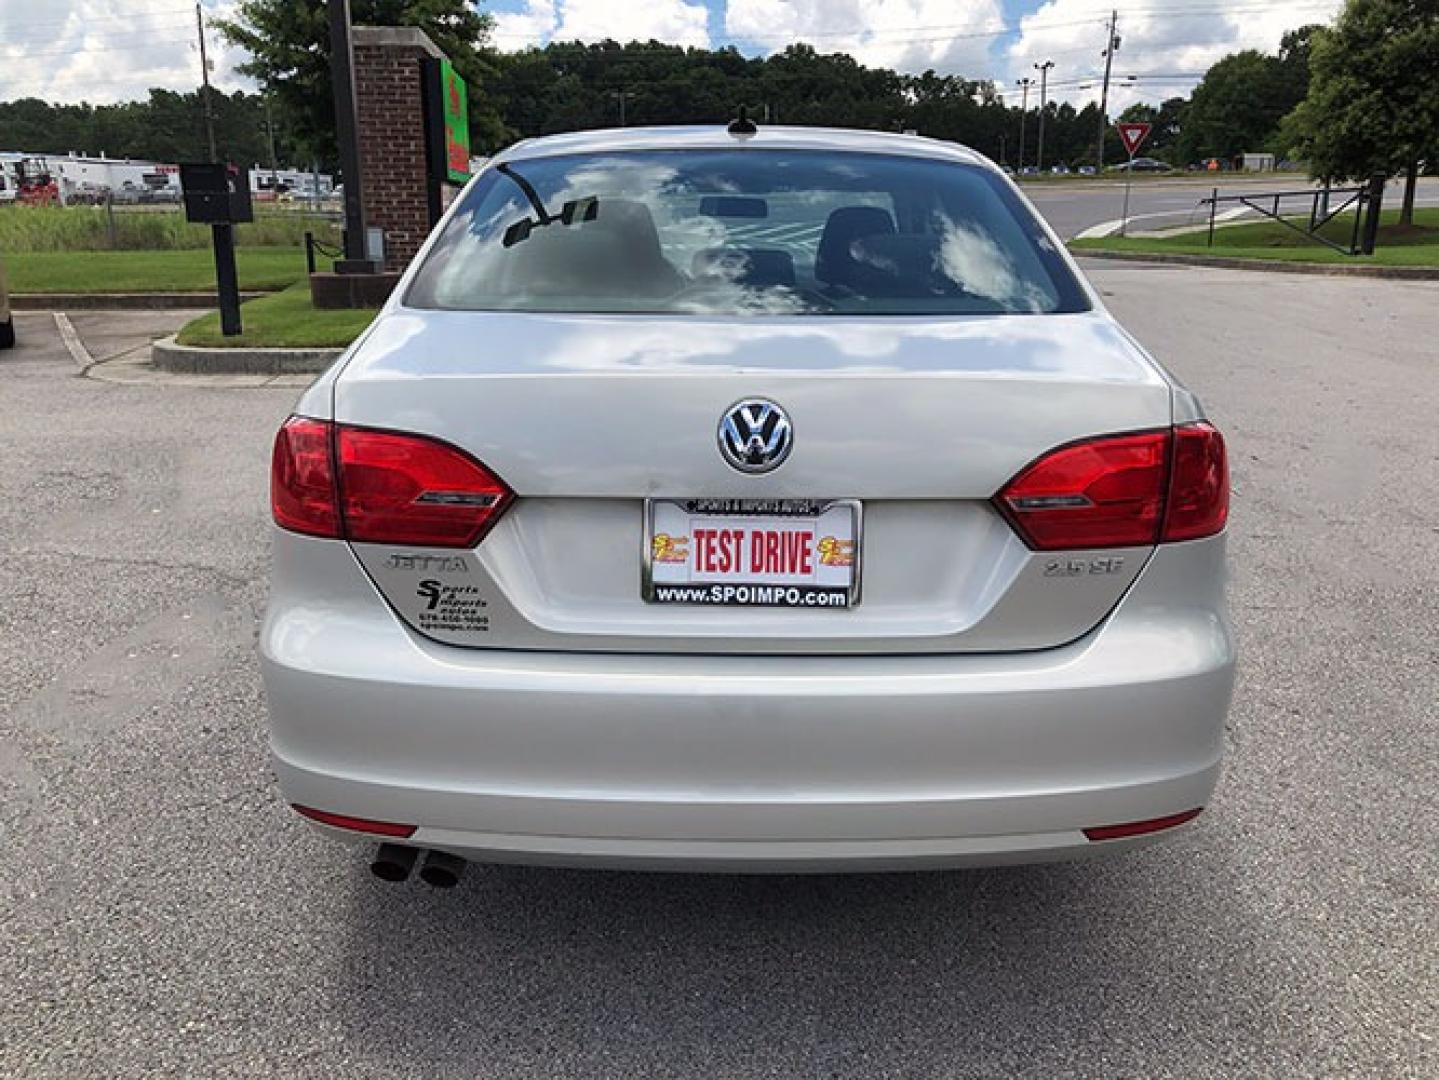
[2,271,1435,1078]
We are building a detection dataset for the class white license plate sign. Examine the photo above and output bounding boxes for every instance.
[645,499,860,608]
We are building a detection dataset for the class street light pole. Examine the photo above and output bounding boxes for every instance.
[1095,10,1119,170]
[1016,77,1033,173]
[1034,60,1054,173]
[263,96,280,193]
[195,2,218,162]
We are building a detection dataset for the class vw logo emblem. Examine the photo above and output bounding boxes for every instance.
[718,399,793,474]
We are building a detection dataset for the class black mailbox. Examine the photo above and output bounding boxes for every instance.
[180,163,253,224]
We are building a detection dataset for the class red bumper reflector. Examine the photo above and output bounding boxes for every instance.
[1083,807,1202,842]
[292,805,417,838]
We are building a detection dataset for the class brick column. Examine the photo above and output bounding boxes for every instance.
[351,26,446,272]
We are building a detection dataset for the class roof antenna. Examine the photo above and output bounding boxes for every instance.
[727,106,758,137]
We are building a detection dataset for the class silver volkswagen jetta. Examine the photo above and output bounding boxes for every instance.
[262,125,1233,882]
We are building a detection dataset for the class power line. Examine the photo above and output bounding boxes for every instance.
[490,0,1338,49]
[489,15,1106,44]
[1,23,198,47]
[0,8,193,33]
[0,38,198,62]
[1115,0,1334,12]
[996,72,1209,93]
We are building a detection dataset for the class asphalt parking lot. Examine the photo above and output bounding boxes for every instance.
[3,264,1436,1078]
[1022,174,1439,237]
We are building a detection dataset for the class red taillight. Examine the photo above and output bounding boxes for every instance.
[270,418,513,549]
[995,423,1229,551]
[336,426,513,547]
[292,805,417,837]
[995,430,1170,550]
[1083,807,1202,841]
[271,417,341,538]
[1163,422,1228,542]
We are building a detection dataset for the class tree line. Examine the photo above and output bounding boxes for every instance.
[0,36,1284,175]
[0,89,292,171]
[215,0,1138,171]
[489,42,1135,168]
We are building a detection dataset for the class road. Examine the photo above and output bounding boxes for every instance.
[1023,173,1439,238]
[2,269,1436,1078]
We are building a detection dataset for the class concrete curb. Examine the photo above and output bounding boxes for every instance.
[11,291,272,311]
[86,347,315,389]
[151,334,341,375]
[1072,250,1439,279]
[1073,207,1252,241]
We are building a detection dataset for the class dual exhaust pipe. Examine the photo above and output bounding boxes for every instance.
[371,843,466,888]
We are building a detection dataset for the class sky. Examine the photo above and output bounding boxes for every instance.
[0,0,1343,114]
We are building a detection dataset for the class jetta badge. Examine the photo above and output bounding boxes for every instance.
[718,399,793,474]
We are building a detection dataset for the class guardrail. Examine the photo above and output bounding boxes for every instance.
[1199,173,1387,256]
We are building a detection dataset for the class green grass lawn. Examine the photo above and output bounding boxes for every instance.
[176,281,377,349]
[1071,207,1439,266]
[6,247,310,293]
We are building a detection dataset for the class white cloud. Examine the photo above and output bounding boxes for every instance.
[493,0,560,46]
[1,0,1346,112]
[1001,0,1343,110]
[725,0,1003,74]
[493,0,711,49]
[0,0,251,106]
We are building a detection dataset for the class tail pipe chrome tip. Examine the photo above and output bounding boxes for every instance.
[419,849,466,889]
[370,843,420,883]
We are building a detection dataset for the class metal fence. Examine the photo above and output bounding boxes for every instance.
[1199,174,1388,256]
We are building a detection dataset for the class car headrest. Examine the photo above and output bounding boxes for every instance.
[584,198,666,265]
[499,198,681,298]
[848,233,947,295]
[815,206,897,286]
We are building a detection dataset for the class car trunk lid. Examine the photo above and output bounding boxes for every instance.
[333,308,1171,654]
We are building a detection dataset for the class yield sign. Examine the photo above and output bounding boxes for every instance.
[1116,122,1152,157]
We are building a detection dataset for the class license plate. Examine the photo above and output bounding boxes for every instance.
[644,499,861,608]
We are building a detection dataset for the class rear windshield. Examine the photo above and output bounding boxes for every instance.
[406,149,1089,316]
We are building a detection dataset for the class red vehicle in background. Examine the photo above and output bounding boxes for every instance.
[16,158,60,206]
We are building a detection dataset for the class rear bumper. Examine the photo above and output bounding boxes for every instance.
[261,531,1234,871]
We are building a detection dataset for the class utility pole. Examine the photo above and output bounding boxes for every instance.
[195,2,218,162]
[998,133,1007,167]
[615,90,627,127]
[1016,77,1033,173]
[1034,60,1054,173]
[1095,10,1119,170]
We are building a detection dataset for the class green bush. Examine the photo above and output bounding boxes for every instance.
[0,205,342,253]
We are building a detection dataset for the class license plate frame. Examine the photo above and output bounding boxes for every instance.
[642,498,863,608]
